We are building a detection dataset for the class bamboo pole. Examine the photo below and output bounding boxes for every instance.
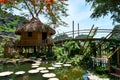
[78,23,79,36]
[72,21,74,38]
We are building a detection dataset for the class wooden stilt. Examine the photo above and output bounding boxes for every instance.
[99,44,102,58]
[34,46,36,53]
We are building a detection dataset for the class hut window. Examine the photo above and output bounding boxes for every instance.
[42,32,47,40]
[28,32,32,37]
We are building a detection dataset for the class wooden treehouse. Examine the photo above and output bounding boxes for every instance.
[15,18,55,57]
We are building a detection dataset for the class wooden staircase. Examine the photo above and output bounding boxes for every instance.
[108,47,120,78]
[115,67,120,74]
[110,67,120,78]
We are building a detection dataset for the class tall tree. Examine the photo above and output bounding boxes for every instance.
[86,0,120,24]
[0,0,68,27]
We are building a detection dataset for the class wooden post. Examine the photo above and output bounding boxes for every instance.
[99,44,102,58]
[51,46,53,53]
[78,23,79,36]
[117,48,120,66]
[4,45,10,57]
[34,46,36,53]
[72,21,74,38]
[108,58,110,73]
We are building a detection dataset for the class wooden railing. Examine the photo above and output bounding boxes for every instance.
[16,40,40,46]
[108,47,120,73]
[15,38,51,47]
[91,57,108,68]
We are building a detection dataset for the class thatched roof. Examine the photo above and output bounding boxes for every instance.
[15,18,56,35]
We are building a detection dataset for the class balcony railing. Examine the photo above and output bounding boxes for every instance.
[15,39,51,47]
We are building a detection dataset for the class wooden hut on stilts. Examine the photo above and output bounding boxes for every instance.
[15,18,55,57]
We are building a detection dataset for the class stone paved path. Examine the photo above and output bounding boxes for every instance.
[88,74,109,80]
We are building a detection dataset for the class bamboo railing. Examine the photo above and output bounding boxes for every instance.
[80,26,98,60]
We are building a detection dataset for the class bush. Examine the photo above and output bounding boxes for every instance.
[95,65,107,74]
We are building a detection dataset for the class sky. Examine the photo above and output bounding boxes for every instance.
[53,0,115,38]
[11,0,115,38]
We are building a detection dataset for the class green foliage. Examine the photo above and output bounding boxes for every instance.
[0,36,10,57]
[110,25,120,40]
[53,41,83,65]
[64,41,81,57]
[46,51,54,57]
[53,38,119,68]
[0,12,26,32]
[14,54,22,59]
[95,65,107,74]
[56,67,84,80]
[53,46,68,62]
[1,0,68,26]
[70,55,80,66]
[86,0,120,23]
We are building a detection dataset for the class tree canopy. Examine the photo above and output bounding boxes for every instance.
[0,0,68,27]
[86,0,120,24]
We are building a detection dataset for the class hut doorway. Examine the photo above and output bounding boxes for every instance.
[42,32,47,40]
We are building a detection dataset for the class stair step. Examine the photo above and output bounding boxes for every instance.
[115,67,120,70]
[110,73,120,78]
[115,67,120,74]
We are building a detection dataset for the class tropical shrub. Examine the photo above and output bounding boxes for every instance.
[70,55,81,66]
[64,41,81,57]
[95,65,107,74]
[53,41,83,65]
[53,46,68,62]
